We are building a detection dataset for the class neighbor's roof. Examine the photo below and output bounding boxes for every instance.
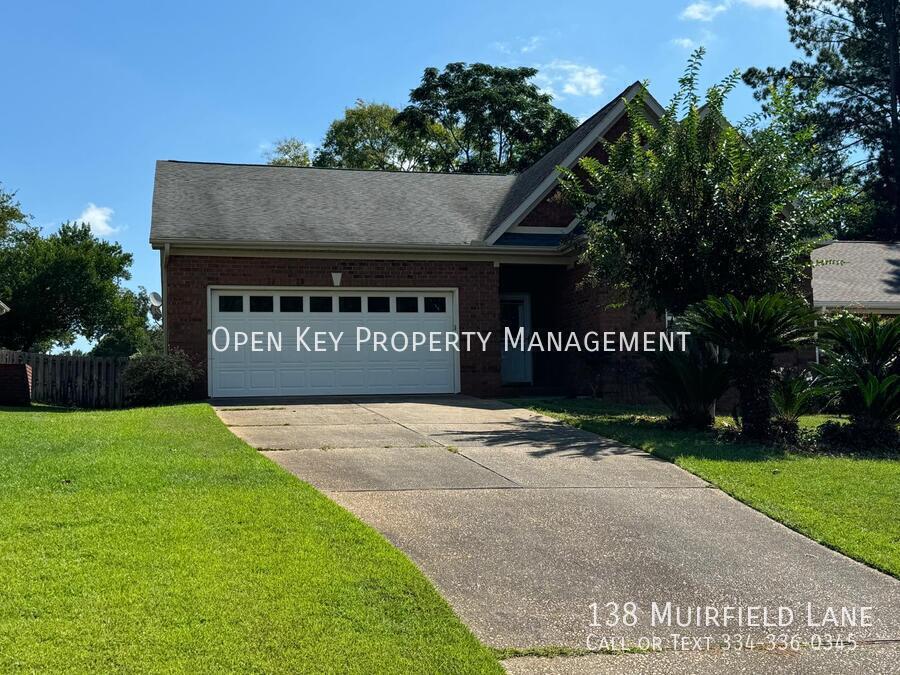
[812,241,900,309]
[150,85,640,249]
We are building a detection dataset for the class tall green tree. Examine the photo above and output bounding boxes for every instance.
[312,100,430,171]
[560,50,844,316]
[0,183,30,241]
[395,63,578,173]
[0,223,133,351]
[267,63,578,174]
[91,287,163,357]
[744,0,900,240]
[265,138,312,167]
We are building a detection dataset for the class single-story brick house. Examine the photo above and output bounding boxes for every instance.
[151,82,669,400]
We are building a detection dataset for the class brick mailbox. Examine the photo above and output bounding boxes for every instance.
[0,364,32,406]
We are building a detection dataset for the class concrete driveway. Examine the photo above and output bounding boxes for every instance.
[215,396,900,674]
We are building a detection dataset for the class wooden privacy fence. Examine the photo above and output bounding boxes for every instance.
[0,350,129,408]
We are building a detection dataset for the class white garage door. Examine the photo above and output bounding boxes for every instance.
[209,288,458,397]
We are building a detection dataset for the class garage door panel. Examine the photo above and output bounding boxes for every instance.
[249,369,277,390]
[210,289,457,397]
[334,368,367,387]
[278,369,307,389]
[216,370,247,390]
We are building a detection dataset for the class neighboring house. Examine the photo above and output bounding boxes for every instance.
[150,82,667,400]
[813,241,900,315]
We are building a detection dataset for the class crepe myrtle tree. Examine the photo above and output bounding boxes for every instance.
[559,49,847,317]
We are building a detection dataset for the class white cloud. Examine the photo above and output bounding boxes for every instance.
[681,1,728,21]
[680,0,784,21]
[738,0,784,7]
[535,61,606,100]
[74,203,119,237]
[671,37,699,49]
[519,35,544,53]
[669,28,717,49]
[493,35,546,55]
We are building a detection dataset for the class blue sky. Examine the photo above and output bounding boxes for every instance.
[1,0,795,301]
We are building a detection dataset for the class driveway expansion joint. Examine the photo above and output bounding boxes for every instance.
[353,401,524,488]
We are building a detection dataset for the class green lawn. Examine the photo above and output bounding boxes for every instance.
[517,399,900,580]
[0,404,500,673]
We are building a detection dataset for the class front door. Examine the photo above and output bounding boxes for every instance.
[500,293,532,384]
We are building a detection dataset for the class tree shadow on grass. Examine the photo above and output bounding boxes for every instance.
[520,397,785,464]
[0,404,77,414]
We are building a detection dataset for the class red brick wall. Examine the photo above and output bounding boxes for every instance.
[165,255,502,397]
[518,113,631,229]
[0,364,32,406]
[556,264,665,401]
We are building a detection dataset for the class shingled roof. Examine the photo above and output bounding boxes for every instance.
[150,161,517,247]
[150,85,641,249]
[812,241,900,310]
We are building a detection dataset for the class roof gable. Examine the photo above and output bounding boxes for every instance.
[484,82,664,245]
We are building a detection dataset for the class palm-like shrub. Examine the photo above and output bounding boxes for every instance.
[647,343,730,429]
[813,315,900,445]
[771,369,819,442]
[681,294,818,440]
[771,369,819,424]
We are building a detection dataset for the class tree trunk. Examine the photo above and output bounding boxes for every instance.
[883,0,900,239]
[736,363,773,441]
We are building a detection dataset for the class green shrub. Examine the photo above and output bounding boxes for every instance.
[814,314,900,443]
[124,350,199,406]
[647,342,730,429]
[770,369,820,443]
[818,418,898,453]
[772,369,819,424]
[681,293,818,440]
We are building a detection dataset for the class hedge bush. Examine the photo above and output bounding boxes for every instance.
[124,350,198,406]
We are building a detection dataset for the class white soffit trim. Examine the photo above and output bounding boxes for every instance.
[485,83,665,245]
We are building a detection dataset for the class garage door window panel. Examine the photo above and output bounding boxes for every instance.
[249,296,273,312]
[280,296,304,312]
[339,296,362,313]
[310,296,334,312]
[424,297,446,313]
[218,295,243,312]
[396,297,419,313]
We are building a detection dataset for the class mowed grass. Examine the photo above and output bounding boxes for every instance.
[517,399,900,579]
[0,404,500,673]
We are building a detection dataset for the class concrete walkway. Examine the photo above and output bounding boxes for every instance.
[215,396,900,674]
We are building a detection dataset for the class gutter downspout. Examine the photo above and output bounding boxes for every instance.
[161,243,170,352]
